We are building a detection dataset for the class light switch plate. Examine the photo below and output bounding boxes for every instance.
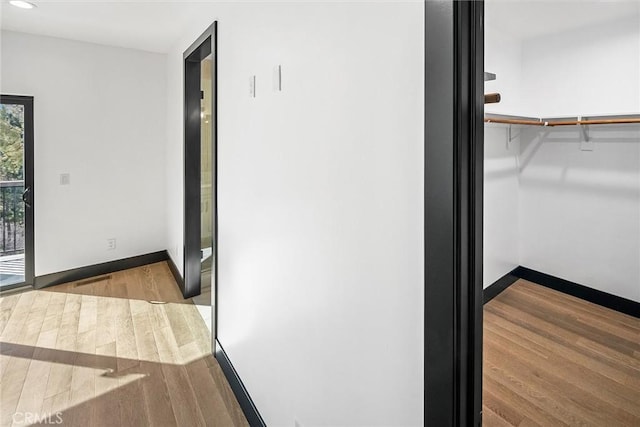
[273,65,282,91]
[249,75,256,98]
[60,173,70,185]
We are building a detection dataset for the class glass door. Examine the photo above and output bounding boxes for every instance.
[0,95,34,290]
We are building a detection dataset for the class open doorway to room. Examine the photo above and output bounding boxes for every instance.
[183,23,217,340]
[0,95,34,291]
[482,1,640,425]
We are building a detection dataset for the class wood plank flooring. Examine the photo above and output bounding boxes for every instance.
[483,279,640,426]
[0,262,247,427]
[5,264,637,426]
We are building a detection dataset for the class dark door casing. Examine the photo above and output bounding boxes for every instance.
[183,23,217,301]
[424,1,484,425]
[0,94,35,290]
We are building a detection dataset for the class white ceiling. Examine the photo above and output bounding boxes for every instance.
[486,0,640,40]
[1,0,639,53]
[0,1,219,53]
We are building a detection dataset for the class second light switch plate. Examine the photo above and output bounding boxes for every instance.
[273,65,282,91]
[249,75,256,98]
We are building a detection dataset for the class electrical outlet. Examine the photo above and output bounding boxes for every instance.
[107,238,116,251]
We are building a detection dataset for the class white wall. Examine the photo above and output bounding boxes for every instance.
[519,125,640,301]
[165,30,183,273]
[483,125,521,287]
[483,22,524,287]
[518,15,640,301]
[484,9,640,301]
[484,17,524,116]
[1,31,167,275]
[166,2,424,426]
[521,16,640,117]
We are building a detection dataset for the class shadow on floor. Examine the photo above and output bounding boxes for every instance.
[1,342,246,427]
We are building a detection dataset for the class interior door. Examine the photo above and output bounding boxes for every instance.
[0,95,34,290]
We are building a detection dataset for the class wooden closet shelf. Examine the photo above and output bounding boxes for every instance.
[484,115,640,127]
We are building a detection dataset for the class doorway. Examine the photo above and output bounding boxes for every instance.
[183,24,217,338]
[481,2,640,425]
[0,95,34,291]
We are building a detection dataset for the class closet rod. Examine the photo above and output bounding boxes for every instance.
[547,118,640,126]
[484,117,640,126]
[484,118,544,126]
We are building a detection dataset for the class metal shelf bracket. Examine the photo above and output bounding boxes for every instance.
[578,116,594,151]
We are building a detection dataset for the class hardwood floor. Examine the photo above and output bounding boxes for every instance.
[5,264,637,426]
[483,279,640,426]
[0,262,247,427]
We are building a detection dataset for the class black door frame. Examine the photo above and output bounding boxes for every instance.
[0,94,35,291]
[183,23,218,304]
[424,1,484,425]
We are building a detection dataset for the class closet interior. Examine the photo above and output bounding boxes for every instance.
[482,1,640,426]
